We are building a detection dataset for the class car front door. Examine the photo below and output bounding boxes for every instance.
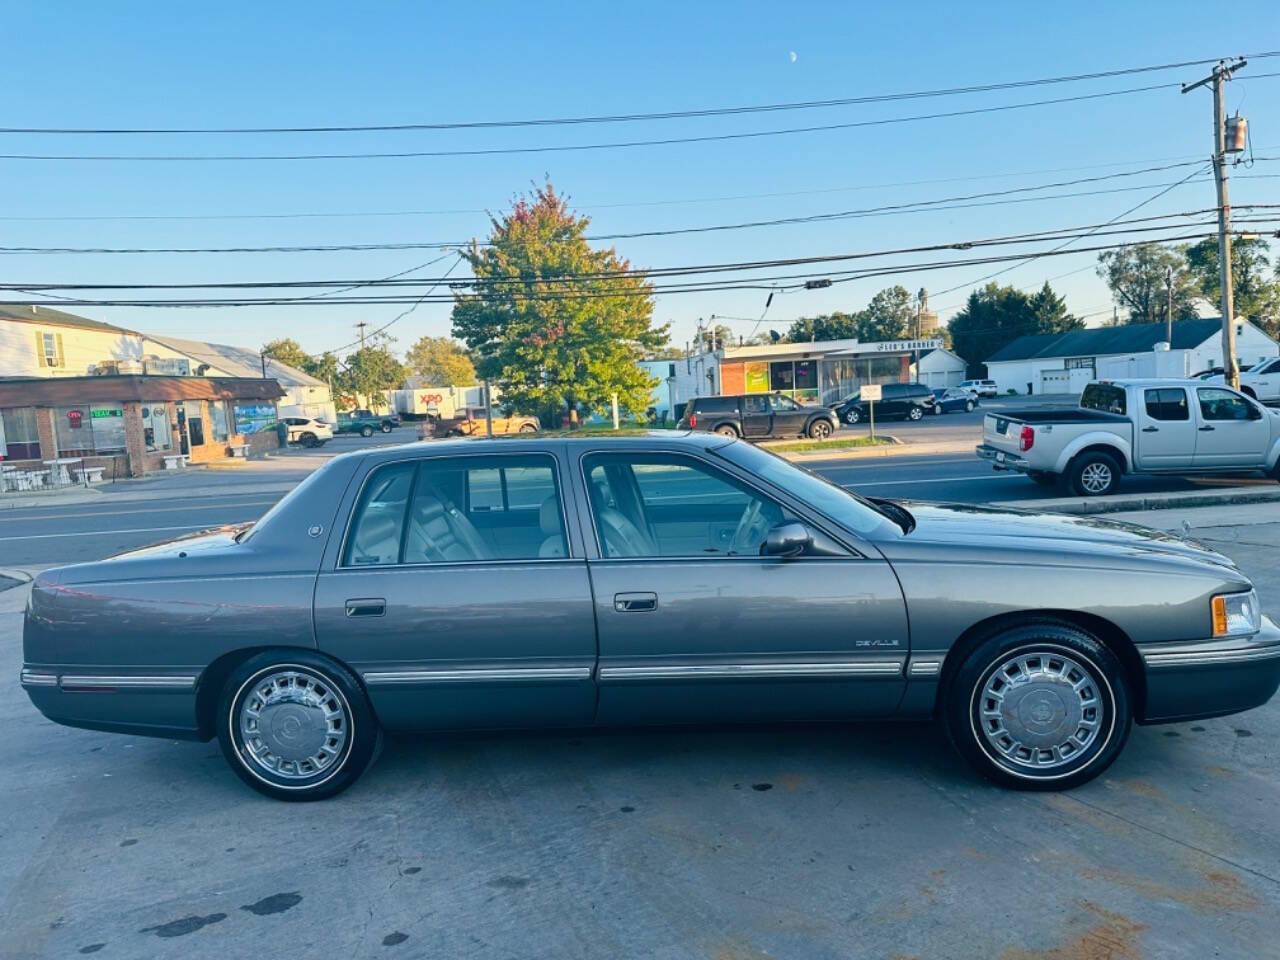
[1193,387,1271,467]
[740,395,772,438]
[1136,387,1196,469]
[575,450,909,725]
[766,394,809,435]
[314,450,597,730]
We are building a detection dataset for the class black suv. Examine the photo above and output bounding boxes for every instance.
[833,382,937,425]
[679,393,839,440]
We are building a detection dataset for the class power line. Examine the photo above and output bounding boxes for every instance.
[6,53,1278,135]
[320,255,467,355]
[8,78,1280,161]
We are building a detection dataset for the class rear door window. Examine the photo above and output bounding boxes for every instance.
[1143,389,1189,421]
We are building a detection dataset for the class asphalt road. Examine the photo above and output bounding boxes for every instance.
[3,414,1279,566]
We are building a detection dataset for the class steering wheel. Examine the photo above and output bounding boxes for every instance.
[730,499,774,555]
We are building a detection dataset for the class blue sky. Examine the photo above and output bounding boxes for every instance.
[1,0,1277,357]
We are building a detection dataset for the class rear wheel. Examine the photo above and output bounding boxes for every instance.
[907,405,924,421]
[944,621,1131,790]
[1068,451,1120,497]
[216,652,380,801]
[844,407,862,425]
[300,432,318,448]
[932,403,945,415]
[808,419,833,440]
[380,423,393,433]
[360,425,374,438]
[714,424,739,438]
[519,423,537,433]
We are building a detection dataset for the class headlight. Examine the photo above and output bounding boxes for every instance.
[1212,590,1261,637]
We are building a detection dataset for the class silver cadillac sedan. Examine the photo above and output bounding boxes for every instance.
[20,433,1280,801]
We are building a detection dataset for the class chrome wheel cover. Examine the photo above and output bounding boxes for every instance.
[1080,461,1113,494]
[236,668,350,781]
[974,650,1104,772]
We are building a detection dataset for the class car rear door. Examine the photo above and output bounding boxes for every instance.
[1135,387,1196,469]
[314,449,597,730]
[1192,387,1271,467]
[739,396,772,438]
[573,448,908,725]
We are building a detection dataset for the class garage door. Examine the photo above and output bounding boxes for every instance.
[1040,370,1070,393]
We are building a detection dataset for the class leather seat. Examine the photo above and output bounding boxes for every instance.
[587,479,658,558]
[538,495,566,557]
[404,489,493,563]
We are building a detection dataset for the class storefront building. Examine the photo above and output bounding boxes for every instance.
[0,375,284,478]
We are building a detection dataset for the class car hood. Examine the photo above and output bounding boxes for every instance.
[878,501,1236,570]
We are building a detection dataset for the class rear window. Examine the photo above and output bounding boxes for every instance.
[1081,383,1127,415]
[691,396,738,413]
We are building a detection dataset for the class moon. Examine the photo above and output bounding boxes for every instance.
[789,51,797,63]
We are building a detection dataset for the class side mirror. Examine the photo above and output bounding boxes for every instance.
[761,522,812,559]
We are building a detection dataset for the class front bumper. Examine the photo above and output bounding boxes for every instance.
[975,443,1029,472]
[1139,615,1280,722]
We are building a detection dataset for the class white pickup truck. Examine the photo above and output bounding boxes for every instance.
[1206,355,1280,404]
[976,378,1280,496]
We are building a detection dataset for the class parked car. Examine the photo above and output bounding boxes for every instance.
[281,416,333,447]
[976,379,1280,495]
[22,433,1280,800]
[335,412,392,438]
[355,409,401,430]
[679,393,838,440]
[428,406,539,437]
[1205,356,1280,403]
[931,387,979,415]
[959,378,999,398]
[835,382,937,425]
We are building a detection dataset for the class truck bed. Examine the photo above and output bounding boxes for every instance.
[994,409,1128,424]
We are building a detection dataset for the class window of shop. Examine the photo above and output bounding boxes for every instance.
[0,407,41,460]
[769,361,795,394]
[209,401,230,442]
[53,405,127,457]
[793,360,819,404]
[142,404,171,452]
[818,356,905,405]
[233,403,276,435]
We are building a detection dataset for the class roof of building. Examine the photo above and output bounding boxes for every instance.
[146,336,325,387]
[986,319,1228,364]
[0,305,129,334]
[0,375,285,407]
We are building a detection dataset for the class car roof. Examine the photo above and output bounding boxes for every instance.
[1096,378,1232,388]
[332,430,729,467]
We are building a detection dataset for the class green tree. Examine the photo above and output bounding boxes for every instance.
[451,183,668,426]
[948,282,1081,375]
[261,337,340,385]
[854,285,915,341]
[405,335,476,386]
[1097,243,1198,325]
[1184,236,1280,337]
[785,311,858,342]
[341,337,407,410]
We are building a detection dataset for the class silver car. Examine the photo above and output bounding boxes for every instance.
[21,434,1280,800]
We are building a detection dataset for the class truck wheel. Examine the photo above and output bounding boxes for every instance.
[380,423,393,433]
[943,620,1131,790]
[844,408,861,425]
[907,405,924,421]
[714,424,739,438]
[1068,452,1120,497]
[808,419,833,440]
[519,423,537,433]
[360,425,374,438]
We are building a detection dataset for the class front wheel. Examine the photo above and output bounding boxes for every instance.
[932,403,945,415]
[965,400,975,412]
[844,408,861,425]
[907,405,924,421]
[944,621,1131,790]
[808,419,833,440]
[216,652,380,801]
[518,423,537,433]
[714,424,739,438]
[1068,451,1120,497]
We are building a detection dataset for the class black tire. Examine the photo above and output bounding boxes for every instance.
[907,405,925,421]
[808,418,833,440]
[300,432,317,448]
[944,620,1131,790]
[1067,451,1121,497]
[360,425,374,438]
[714,424,739,438]
[518,423,537,433]
[381,423,393,433]
[844,407,862,425]
[216,651,380,802]
[1028,470,1059,488]
[932,403,945,415]
[965,400,975,413]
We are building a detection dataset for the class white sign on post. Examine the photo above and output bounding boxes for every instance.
[859,384,882,402]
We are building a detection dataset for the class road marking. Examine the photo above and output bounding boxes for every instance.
[2,522,254,541]
[847,475,1021,488]
[0,501,277,523]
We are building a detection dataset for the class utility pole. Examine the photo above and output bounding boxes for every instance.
[356,321,368,351]
[1183,57,1247,388]
[1165,265,1174,345]
[260,350,267,378]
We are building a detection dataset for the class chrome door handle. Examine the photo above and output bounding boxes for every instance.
[345,598,386,617]
[614,592,657,613]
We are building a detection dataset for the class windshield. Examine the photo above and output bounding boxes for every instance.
[714,440,901,538]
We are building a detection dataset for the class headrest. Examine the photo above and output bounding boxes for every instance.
[539,495,560,535]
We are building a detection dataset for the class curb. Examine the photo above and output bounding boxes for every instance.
[0,567,34,590]
[991,485,1280,515]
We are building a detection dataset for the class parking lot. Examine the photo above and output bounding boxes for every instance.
[2,499,1278,960]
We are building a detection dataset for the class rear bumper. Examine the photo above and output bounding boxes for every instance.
[1138,616,1280,723]
[20,665,203,740]
[975,443,1030,472]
